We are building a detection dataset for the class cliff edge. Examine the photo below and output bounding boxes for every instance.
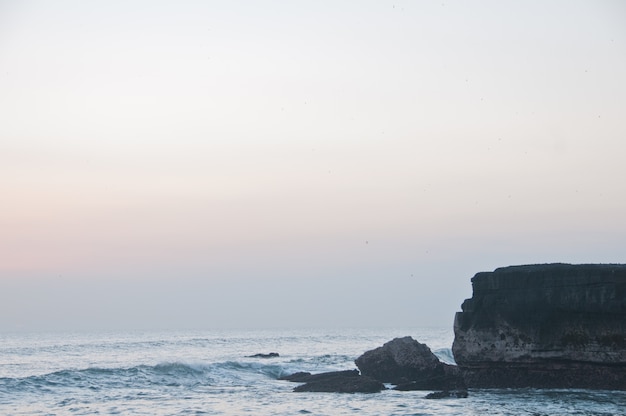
[452,263,626,390]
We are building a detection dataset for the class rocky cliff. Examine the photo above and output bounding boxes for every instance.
[452,263,626,390]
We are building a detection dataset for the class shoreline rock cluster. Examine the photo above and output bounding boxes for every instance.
[276,264,626,393]
[280,336,467,396]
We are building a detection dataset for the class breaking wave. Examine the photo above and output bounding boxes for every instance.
[433,347,456,365]
[0,360,291,394]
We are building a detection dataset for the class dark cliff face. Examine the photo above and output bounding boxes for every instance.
[452,264,626,389]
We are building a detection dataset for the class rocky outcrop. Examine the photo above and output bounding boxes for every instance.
[355,336,465,390]
[453,263,626,390]
[280,370,385,393]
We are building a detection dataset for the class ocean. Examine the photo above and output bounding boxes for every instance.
[0,327,623,415]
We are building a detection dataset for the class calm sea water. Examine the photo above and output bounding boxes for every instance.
[0,327,624,415]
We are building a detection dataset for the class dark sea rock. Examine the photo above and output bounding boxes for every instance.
[355,336,465,390]
[452,263,626,390]
[280,370,359,383]
[278,371,313,382]
[248,352,279,358]
[281,369,385,393]
[292,374,385,393]
[425,390,468,399]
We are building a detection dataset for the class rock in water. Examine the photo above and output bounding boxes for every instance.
[452,263,626,390]
[355,336,464,390]
[425,390,469,399]
[292,374,385,393]
[247,352,279,358]
[280,370,359,383]
[278,372,312,382]
[281,370,385,393]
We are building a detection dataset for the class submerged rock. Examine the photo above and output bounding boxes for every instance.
[355,336,465,390]
[425,390,468,399]
[247,352,279,358]
[452,263,626,390]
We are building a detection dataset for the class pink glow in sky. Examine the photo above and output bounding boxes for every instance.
[1,0,625,331]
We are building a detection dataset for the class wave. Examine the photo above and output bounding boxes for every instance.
[0,360,294,394]
[0,347,457,395]
[433,348,456,365]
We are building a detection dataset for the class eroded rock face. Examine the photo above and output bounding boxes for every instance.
[355,336,464,390]
[452,263,626,389]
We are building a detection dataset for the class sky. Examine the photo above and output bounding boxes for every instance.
[1,0,625,332]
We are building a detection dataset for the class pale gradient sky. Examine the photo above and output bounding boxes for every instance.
[1,0,625,331]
